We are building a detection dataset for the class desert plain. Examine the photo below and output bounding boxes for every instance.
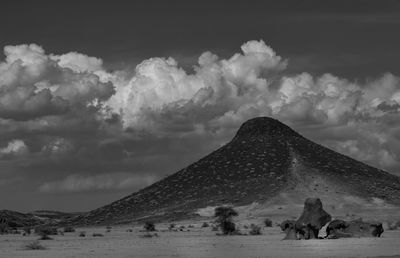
[2,220,400,258]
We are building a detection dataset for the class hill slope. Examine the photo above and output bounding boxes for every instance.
[71,117,400,225]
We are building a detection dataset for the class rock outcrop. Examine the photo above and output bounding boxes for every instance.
[326,219,384,238]
[283,198,331,240]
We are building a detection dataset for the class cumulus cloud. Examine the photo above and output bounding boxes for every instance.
[39,173,156,193]
[0,43,115,120]
[106,40,400,174]
[50,52,103,73]
[1,39,400,198]
[0,139,28,157]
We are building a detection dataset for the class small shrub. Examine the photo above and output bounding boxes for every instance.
[144,221,156,232]
[39,233,53,240]
[264,218,273,227]
[106,226,112,230]
[63,226,75,233]
[211,225,219,231]
[168,223,175,230]
[34,226,58,236]
[188,224,194,228]
[92,233,104,237]
[249,224,262,235]
[23,227,31,235]
[126,229,133,232]
[0,221,10,234]
[25,241,46,250]
[140,232,159,238]
[202,222,209,228]
[79,231,86,237]
[214,206,238,235]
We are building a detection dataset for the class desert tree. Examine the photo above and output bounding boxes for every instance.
[264,218,273,227]
[144,221,156,232]
[214,206,238,235]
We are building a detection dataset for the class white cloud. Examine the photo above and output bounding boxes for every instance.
[1,39,400,187]
[0,139,28,156]
[105,41,400,174]
[50,52,103,73]
[0,43,115,120]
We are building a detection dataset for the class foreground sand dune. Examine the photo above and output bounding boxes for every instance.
[1,224,400,258]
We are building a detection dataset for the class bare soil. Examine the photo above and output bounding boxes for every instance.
[1,223,400,258]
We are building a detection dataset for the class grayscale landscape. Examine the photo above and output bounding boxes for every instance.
[1,1,400,257]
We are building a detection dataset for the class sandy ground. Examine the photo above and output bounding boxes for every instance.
[1,223,400,258]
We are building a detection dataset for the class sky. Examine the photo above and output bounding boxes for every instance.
[1,0,400,212]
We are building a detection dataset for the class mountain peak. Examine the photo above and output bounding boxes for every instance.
[69,117,400,225]
[234,117,298,139]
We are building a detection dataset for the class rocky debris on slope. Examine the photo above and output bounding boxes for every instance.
[67,117,400,225]
[0,210,44,228]
[29,210,83,220]
[0,210,83,228]
[326,219,384,239]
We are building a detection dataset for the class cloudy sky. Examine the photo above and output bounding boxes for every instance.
[1,0,400,212]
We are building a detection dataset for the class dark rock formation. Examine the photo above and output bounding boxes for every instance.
[295,198,331,239]
[326,218,384,238]
[283,198,331,240]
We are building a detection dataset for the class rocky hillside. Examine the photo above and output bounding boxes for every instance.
[0,210,84,227]
[70,117,400,225]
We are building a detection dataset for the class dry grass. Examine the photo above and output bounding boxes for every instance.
[24,241,46,250]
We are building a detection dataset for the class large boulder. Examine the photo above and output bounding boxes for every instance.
[326,218,384,238]
[294,198,331,239]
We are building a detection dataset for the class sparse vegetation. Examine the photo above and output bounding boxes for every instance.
[63,226,75,233]
[34,226,58,236]
[39,233,53,240]
[169,223,176,230]
[79,231,86,237]
[92,233,104,237]
[249,224,262,235]
[264,218,273,227]
[144,221,156,232]
[0,221,9,234]
[388,221,400,230]
[202,222,209,228]
[140,232,159,238]
[214,206,238,235]
[126,229,133,232]
[24,241,46,250]
[388,223,398,230]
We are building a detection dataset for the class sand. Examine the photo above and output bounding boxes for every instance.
[1,223,400,258]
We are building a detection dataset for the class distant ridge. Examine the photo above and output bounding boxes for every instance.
[69,117,400,225]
